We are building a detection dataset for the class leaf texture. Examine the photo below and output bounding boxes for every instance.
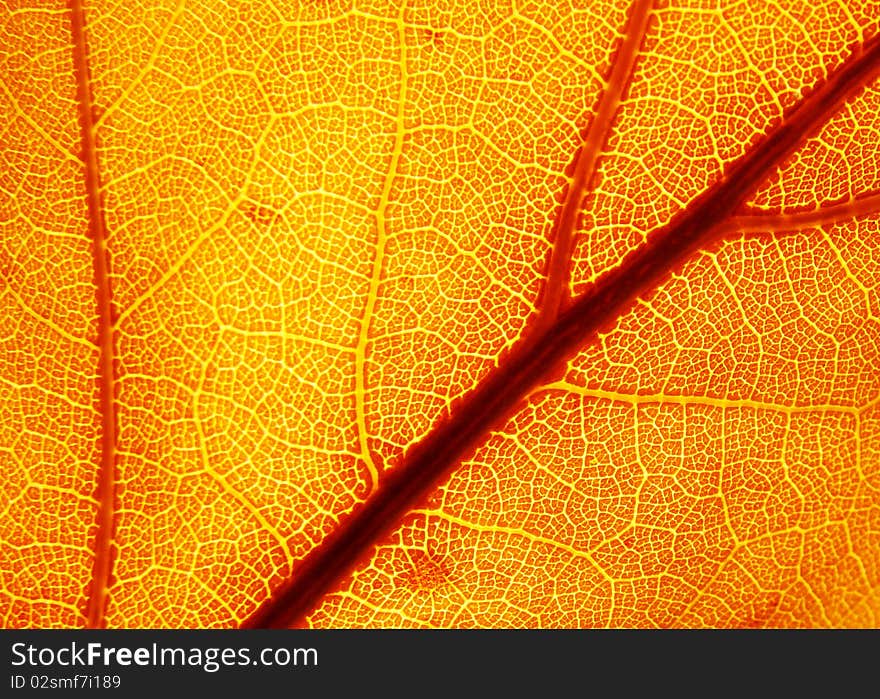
[1,0,879,628]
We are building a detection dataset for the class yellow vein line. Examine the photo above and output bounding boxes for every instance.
[0,79,82,166]
[0,284,95,350]
[411,509,612,582]
[96,0,187,127]
[353,5,410,494]
[539,381,861,415]
[190,330,295,570]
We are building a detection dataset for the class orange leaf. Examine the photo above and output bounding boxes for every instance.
[1,0,879,628]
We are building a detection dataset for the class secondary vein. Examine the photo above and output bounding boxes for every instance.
[537,0,654,330]
[70,0,118,629]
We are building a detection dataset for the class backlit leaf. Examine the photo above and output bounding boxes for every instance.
[1,0,878,628]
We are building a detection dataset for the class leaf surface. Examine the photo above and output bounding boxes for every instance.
[1,0,879,628]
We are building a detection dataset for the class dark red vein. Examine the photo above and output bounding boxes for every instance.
[71,0,118,629]
[537,0,653,330]
[729,189,880,234]
[242,30,880,629]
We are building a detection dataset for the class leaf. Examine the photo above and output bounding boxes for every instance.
[1,0,878,628]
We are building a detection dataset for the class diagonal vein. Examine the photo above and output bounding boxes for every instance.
[70,0,118,629]
[241,25,880,629]
[537,0,653,330]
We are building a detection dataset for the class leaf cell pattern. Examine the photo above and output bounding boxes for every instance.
[1,0,879,628]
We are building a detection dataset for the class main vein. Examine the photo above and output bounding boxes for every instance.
[242,22,880,629]
[70,0,118,629]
